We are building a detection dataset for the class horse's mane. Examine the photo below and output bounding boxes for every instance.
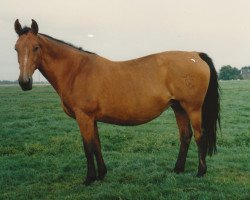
[18,26,96,55]
[40,34,96,55]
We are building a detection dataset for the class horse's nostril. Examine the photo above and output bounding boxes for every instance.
[28,77,33,84]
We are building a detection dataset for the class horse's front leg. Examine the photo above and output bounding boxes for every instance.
[93,121,107,180]
[75,111,97,185]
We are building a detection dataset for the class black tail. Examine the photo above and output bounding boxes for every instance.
[199,53,220,156]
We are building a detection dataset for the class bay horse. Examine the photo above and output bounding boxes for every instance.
[14,19,220,185]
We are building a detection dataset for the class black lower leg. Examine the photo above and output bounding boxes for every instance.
[174,140,190,173]
[83,141,97,185]
[95,154,107,180]
[196,135,207,177]
[174,133,192,173]
[93,123,107,180]
[174,124,193,173]
[93,144,107,180]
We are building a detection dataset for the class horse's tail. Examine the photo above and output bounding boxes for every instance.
[199,53,221,156]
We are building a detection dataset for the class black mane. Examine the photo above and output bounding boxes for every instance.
[18,27,95,55]
[40,34,96,55]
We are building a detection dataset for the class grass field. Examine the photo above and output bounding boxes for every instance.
[0,80,249,200]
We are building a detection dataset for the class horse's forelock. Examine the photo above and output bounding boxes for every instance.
[17,27,32,36]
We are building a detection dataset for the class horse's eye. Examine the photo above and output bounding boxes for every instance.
[33,46,39,52]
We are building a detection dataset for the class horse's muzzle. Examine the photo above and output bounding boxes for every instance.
[19,77,33,91]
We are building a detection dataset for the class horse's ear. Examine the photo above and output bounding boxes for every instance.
[31,19,38,35]
[14,19,22,35]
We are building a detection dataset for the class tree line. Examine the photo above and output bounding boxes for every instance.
[0,80,48,85]
[219,65,250,80]
[0,80,18,84]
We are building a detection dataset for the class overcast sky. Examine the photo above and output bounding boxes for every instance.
[1,0,250,81]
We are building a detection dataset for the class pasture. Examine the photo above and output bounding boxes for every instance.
[0,80,249,199]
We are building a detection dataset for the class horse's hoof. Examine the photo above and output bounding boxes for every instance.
[97,173,106,181]
[196,173,204,178]
[196,172,206,177]
[196,169,207,177]
[84,176,97,186]
[173,166,185,174]
[97,168,107,180]
[196,166,207,177]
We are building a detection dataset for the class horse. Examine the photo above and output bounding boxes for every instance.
[14,19,220,185]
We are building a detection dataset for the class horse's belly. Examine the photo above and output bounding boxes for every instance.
[97,98,171,126]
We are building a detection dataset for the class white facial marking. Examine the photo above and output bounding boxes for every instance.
[22,48,29,82]
[191,58,196,63]
[24,48,28,66]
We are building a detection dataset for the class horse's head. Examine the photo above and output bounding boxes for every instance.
[14,19,41,91]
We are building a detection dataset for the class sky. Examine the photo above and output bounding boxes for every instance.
[1,0,250,81]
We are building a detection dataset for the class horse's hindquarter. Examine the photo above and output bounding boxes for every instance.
[164,51,210,105]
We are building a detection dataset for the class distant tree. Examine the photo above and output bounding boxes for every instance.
[241,66,250,80]
[241,66,250,70]
[219,65,242,80]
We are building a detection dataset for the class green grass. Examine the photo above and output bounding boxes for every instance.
[0,81,250,200]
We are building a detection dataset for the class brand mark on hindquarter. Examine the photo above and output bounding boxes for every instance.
[183,74,194,89]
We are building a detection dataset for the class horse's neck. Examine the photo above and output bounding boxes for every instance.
[38,35,87,96]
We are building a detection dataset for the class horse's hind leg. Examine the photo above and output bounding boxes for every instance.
[186,108,207,177]
[172,102,193,173]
